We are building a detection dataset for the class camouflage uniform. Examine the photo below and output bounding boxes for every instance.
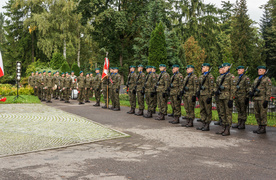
[127,72,137,113]
[153,72,158,112]
[135,71,146,114]
[109,73,114,108]
[112,72,121,110]
[59,76,65,100]
[169,72,184,123]
[233,74,251,129]
[77,76,86,103]
[45,75,54,102]
[85,76,92,102]
[53,75,61,99]
[196,72,214,130]
[214,74,223,125]
[144,72,157,118]
[89,76,94,99]
[42,74,47,101]
[102,73,110,108]
[28,75,35,94]
[182,73,198,127]
[155,71,170,120]
[93,73,102,106]
[63,76,73,102]
[35,75,43,100]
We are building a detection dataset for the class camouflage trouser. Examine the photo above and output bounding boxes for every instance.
[145,92,154,112]
[170,95,181,116]
[199,96,212,123]
[34,87,38,96]
[59,87,64,99]
[153,93,157,110]
[137,91,145,110]
[254,100,268,126]
[170,97,174,114]
[42,88,46,100]
[128,89,136,109]
[37,87,42,100]
[157,92,168,115]
[64,88,70,101]
[89,89,94,99]
[235,96,248,121]
[78,87,85,103]
[102,86,110,105]
[54,88,60,98]
[46,88,52,101]
[183,96,195,119]
[109,88,114,106]
[85,88,91,101]
[112,88,120,108]
[215,95,221,118]
[219,99,232,126]
[94,88,101,103]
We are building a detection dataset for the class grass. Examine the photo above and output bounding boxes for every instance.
[91,96,276,127]
[0,95,41,104]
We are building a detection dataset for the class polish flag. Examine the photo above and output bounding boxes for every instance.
[0,51,4,77]
[101,57,109,80]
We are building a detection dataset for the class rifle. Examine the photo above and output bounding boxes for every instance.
[167,73,176,96]
[141,73,150,95]
[215,64,232,96]
[236,66,248,91]
[134,72,141,94]
[250,69,269,100]
[126,68,131,93]
[154,73,163,93]
[180,73,192,98]
[196,67,212,97]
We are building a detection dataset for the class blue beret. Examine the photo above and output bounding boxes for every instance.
[222,63,231,67]
[79,71,83,74]
[186,65,195,69]
[95,68,100,70]
[129,65,136,68]
[202,63,210,67]
[172,64,180,68]
[113,67,118,70]
[138,64,144,68]
[257,66,266,70]
[159,64,166,67]
[38,72,41,74]
[43,70,46,73]
[236,66,245,70]
[48,71,51,73]
[152,66,156,69]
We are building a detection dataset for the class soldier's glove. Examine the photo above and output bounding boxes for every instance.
[192,96,196,102]
[245,98,249,105]
[162,93,166,98]
[184,86,189,91]
[196,91,200,97]
[228,100,233,108]
[133,89,136,94]
[201,86,205,90]
[263,101,268,108]
[150,92,155,97]
[215,91,220,96]
[180,90,184,96]
[206,97,212,104]
[177,95,181,100]
[116,89,119,93]
[248,92,254,98]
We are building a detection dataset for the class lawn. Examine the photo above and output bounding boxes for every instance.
[0,95,41,104]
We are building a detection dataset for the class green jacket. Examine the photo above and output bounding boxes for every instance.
[183,73,198,97]
[63,77,73,89]
[197,73,215,97]
[217,73,235,100]
[77,76,86,88]
[135,72,146,92]
[94,73,101,90]
[45,75,54,88]
[112,73,121,90]
[234,75,251,98]
[127,72,137,91]
[145,72,157,93]
[169,72,184,96]
[252,76,272,101]
[156,71,170,93]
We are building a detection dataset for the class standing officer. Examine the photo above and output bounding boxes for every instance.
[126,65,137,114]
[168,65,183,124]
[35,72,43,100]
[60,72,65,101]
[28,72,35,92]
[109,68,114,109]
[144,66,157,118]
[215,63,235,136]
[196,63,214,131]
[89,72,94,100]
[41,70,47,101]
[63,72,73,103]
[232,66,251,129]
[85,73,92,103]
[214,66,224,126]
[53,71,61,99]
[152,66,158,114]
[155,64,170,120]
[93,68,101,106]
[249,66,272,134]
[71,71,77,89]
[45,71,54,103]
[112,67,121,111]
[181,65,198,127]
[102,69,110,109]
[77,71,86,104]
[135,65,146,116]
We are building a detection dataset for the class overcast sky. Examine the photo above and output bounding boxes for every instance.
[0,0,268,25]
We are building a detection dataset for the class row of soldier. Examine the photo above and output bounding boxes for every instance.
[125,63,272,136]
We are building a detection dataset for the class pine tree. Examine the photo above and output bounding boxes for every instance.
[50,52,65,70]
[61,61,71,73]
[71,62,80,76]
[148,22,167,69]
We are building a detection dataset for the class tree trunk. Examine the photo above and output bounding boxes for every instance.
[31,32,34,62]
[77,35,81,67]
[63,39,66,60]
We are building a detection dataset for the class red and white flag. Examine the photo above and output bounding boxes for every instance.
[101,57,109,80]
[0,51,4,77]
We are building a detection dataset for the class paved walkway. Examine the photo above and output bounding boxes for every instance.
[1,99,276,180]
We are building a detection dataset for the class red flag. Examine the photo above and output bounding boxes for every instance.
[0,51,4,77]
[0,97,7,102]
[101,57,109,80]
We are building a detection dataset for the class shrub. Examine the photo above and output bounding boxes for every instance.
[50,52,65,69]
[71,63,80,76]
[0,84,34,96]
[61,61,71,73]
[119,94,129,101]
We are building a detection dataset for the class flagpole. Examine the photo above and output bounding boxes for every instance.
[107,75,109,108]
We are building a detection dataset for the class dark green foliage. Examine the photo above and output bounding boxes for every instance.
[50,52,65,69]
[148,22,167,70]
[60,61,71,73]
[71,63,80,76]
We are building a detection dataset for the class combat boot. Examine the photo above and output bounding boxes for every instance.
[127,108,135,114]
[196,122,205,130]
[216,125,226,134]
[182,116,187,119]
[155,113,165,120]
[113,108,120,111]
[256,126,266,134]
[238,119,246,129]
[136,109,144,116]
[170,116,180,124]
[60,99,64,101]
[202,122,210,131]
[222,125,230,136]
[214,117,222,125]
[181,118,189,127]
[168,113,174,117]
[232,118,241,128]
[253,126,261,133]
[85,100,91,103]
[102,105,107,109]
[197,118,202,122]
[186,118,194,127]
[153,109,156,114]
[143,111,152,118]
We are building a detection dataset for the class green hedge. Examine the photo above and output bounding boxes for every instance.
[0,84,34,96]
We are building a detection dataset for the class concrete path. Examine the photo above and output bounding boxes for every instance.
[1,99,276,180]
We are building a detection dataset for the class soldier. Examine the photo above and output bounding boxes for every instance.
[45,71,54,103]
[168,65,184,124]
[232,66,251,129]
[214,66,224,126]
[144,66,157,118]
[85,73,92,103]
[109,68,115,109]
[112,67,121,111]
[89,73,94,100]
[155,64,170,120]
[77,71,86,105]
[101,69,110,109]
[41,70,47,101]
[93,68,102,106]
[63,73,73,103]
[135,65,146,116]
[249,66,272,134]
[28,72,35,92]
[152,66,158,114]
[214,63,235,136]
[126,65,137,114]
[35,72,43,100]
[181,65,198,127]
[54,71,61,99]
[60,73,65,101]
[196,63,214,131]
[71,71,77,89]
